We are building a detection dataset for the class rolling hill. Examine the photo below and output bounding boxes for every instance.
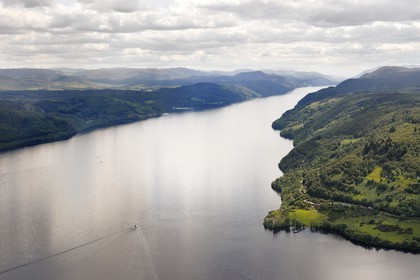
[0,68,337,91]
[0,68,337,152]
[264,66,420,252]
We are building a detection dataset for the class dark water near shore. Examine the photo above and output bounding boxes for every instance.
[0,87,418,280]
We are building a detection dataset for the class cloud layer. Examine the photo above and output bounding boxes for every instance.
[1,0,420,76]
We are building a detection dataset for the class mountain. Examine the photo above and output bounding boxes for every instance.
[0,68,59,80]
[0,68,210,90]
[0,68,337,91]
[74,67,211,85]
[264,69,342,86]
[295,66,420,107]
[211,71,295,96]
[265,66,420,252]
[0,68,96,90]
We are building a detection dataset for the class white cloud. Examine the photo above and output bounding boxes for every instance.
[0,0,420,76]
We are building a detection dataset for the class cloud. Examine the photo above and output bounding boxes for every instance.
[0,0,420,76]
[306,0,420,27]
[0,0,55,8]
[200,0,420,27]
[76,0,143,13]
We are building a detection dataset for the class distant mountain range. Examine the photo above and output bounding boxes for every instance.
[0,68,338,91]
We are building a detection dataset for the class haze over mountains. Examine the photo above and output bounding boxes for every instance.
[0,68,339,91]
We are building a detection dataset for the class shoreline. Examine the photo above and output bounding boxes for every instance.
[263,81,420,254]
[263,138,420,254]
[263,153,420,253]
[0,115,153,154]
[0,90,290,154]
[0,97,241,154]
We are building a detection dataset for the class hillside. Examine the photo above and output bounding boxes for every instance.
[0,68,336,91]
[0,68,338,152]
[0,82,253,152]
[264,67,420,252]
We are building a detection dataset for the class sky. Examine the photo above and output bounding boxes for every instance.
[1,0,420,77]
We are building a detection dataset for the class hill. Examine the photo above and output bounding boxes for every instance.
[0,68,336,90]
[0,83,252,151]
[0,67,338,152]
[264,67,420,252]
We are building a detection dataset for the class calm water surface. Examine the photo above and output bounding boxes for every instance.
[0,87,418,279]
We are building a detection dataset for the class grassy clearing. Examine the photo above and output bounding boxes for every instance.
[340,138,361,145]
[355,171,416,204]
[288,209,328,226]
[289,124,304,130]
[366,166,382,182]
[394,175,417,190]
[308,97,341,109]
[264,208,328,229]
[355,181,380,200]
[390,123,420,143]
[330,173,343,181]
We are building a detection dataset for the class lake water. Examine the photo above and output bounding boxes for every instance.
[0,87,418,280]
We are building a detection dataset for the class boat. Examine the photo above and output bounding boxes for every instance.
[292,219,299,233]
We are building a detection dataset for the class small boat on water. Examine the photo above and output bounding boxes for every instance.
[292,219,299,233]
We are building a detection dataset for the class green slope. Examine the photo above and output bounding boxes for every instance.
[0,81,282,152]
[0,68,337,91]
[264,67,420,252]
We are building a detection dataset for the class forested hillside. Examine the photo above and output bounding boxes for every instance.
[0,68,316,151]
[264,67,420,252]
[0,83,249,151]
[0,68,337,90]
[0,67,340,152]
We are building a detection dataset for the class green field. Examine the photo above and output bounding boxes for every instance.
[366,166,382,182]
[287,209,328,226]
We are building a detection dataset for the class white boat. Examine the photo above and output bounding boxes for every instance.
[293,219,299,233]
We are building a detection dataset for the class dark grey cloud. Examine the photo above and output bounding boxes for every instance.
[306,1,420,27]
[0,0,55,8]
[201,0,420,27]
